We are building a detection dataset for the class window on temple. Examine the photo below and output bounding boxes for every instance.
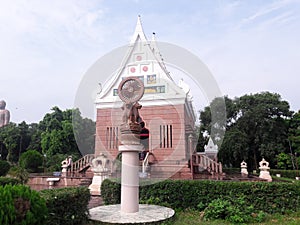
[106,126,119,149]
[159,124,173,148]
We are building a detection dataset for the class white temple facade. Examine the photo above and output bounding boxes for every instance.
[94,16,196,164]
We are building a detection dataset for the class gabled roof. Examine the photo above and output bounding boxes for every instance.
[96,16,191,109]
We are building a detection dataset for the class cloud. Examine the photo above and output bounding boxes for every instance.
[1,0,300,122]
[238,0,297,28]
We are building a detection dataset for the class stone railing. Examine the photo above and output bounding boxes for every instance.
[142,152,150,174]
[191,153,222,174]
[70,154,95,175]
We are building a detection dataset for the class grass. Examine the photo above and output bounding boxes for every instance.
[87,210,300,225]
[160,210,300,225]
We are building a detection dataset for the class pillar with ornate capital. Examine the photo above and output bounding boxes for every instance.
[118,77,145,213]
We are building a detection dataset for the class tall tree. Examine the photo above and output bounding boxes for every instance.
[218,92,291,170]
[197,96,234,150]
[288,111,300,169]
[39,107,95,170]
[0,123,20,163]
[198,92,292,170]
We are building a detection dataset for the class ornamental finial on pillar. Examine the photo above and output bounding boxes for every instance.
[118,77,145,144]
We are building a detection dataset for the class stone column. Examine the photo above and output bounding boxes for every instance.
[119,144,143,213]
[117,77,145,213]
[188,134,194,159]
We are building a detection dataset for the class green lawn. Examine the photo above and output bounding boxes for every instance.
[161,210,300,225]
[88,210,300,225]
[158,211,300,225]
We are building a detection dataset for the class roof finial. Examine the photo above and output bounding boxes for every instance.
[130,15,147,44]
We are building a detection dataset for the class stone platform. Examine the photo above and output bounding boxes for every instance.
[89,204,175,224]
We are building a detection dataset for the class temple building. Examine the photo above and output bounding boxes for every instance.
[91,16,222,179]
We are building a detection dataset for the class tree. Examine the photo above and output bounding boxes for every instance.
[288,111,300,154]
[19,150,43,173]
[38,107,95,171]
[0,123,20,163]
[72,108,95,155]
[229,92,291,169]
[199,92,292,170]
[197,96,228,149]
[27,123,42,153]
[218,127,249,167]
[276,152,293,170]
[0,160,10,176]
[287,110,300,169]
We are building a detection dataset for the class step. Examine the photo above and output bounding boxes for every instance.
[150,164,185,173]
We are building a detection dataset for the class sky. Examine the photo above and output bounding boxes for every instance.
[1,0,300,123]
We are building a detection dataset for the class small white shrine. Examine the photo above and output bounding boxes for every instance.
[89,153,111,195]
[204,137,218,161]
[259,158,272,182]
[240,160,248,175]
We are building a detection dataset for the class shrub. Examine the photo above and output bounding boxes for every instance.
[0,177,20,186]
[40,186,90,225]
[203,196,266,223]
[101,178,121,205]
[270,169,300,179]
[0,160,10,176]
[19,150,43,173]
[0,184,47,225]
[8,165,29,184]
[101,179,300,214]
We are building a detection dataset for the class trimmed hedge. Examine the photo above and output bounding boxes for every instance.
[270,169,300,179]
[40,186,91,225]
[0,184,48,225]
[0,177,20,186]
[101,179,300,214]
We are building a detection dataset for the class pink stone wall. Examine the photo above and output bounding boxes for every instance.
[95,102,195,163]
[27,176,88,190]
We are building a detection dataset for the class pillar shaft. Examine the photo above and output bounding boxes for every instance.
[120,146,141,213]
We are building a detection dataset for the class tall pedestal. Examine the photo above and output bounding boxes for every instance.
[259,158,272,182]
[89,154,111,196]
[119,144,143,213]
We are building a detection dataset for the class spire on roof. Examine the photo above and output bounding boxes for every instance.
[130,15,148,45]
[150,32,162,59]
[150,31,173,80]
[204,137,218,152]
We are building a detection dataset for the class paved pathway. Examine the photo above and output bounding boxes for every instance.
[88,196,103,209]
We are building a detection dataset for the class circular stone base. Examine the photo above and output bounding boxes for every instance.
[89,204,175,224]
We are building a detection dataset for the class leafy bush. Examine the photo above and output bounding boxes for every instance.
[203,196,266,223]
[19,150,43,173]
[0,184,47,225]
[276,153,293,170]
[40,186,90,225]
[101,179,300,214]
[0,177,20,186]
[101,178,121,205]
[8,165,29,184]
[0,160,10,176]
